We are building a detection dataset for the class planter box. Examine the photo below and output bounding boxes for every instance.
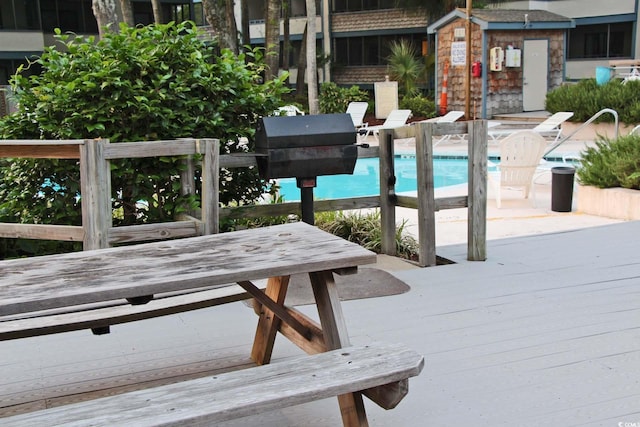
[577,184,640,220]
[561,122,636,141]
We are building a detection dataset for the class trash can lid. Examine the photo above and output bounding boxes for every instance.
[551,166,576,174]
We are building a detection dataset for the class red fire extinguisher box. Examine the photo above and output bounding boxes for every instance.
[472,61,482,77]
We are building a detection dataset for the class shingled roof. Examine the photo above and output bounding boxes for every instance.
[428,8,575,34]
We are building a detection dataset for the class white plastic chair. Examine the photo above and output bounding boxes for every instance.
[488,130,548,208]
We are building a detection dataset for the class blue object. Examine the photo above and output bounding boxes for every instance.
[595,66,612,85]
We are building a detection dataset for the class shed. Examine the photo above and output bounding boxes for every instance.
[428,9,575,119]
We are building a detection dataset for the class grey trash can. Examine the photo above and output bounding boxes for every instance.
[551,166,576,212]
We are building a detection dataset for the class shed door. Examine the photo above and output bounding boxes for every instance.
[523,39,548,111]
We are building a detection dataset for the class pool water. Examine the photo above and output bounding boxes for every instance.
[276,156,468,201]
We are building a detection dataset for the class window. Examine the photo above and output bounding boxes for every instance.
[568,22,633,59]
[333,35,423,66]
[333,0,395,13]
[169,3,205,25]
[41,0,96,33]
[0,0,40,30]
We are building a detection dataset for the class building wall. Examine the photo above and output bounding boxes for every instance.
[485,29,565,117]
[434,19,483,117]
[435,18,565,117]
[496,0,635,18]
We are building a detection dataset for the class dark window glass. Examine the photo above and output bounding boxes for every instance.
[333,0,347,12]
[334,38,348,65]
[348,37,363,65]
[1,0,40,30]
[333,34,422,66]
[40,1,58,31]
[568,22,633,59]
[332,0,397,12]
[363,37,378,65]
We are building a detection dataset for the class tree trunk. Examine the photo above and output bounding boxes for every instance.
[92,0,119,37]
[119,0,134,26]
[305,0,318,114]
[225,0,239,53]
[241,0,250,49]
[295,23,307,94]
[202,0,238,52]
[151,0,163,23]
[282,0,290,70]
[264,0,281,81]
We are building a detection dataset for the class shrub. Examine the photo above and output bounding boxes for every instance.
[0,22,288,257]
[400,95,436,119]
[315,210,419,261]
[545,79,640,124]
[577,133,640,190]
[319,82,369,114]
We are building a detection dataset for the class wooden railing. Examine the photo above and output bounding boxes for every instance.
[0,120,487,267]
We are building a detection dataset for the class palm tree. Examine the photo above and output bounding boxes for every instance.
[387,40,425,97]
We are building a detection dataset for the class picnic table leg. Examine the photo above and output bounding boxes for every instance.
[309,270,369,427]
[251,275,290,365]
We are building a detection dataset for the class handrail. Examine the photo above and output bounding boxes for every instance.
[544,108,619,157]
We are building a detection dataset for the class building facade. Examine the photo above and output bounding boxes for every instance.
[1,0,639,115]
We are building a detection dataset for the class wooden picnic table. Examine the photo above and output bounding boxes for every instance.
[0,222,423,426]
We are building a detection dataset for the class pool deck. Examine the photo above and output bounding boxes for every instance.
[2,118,639,425]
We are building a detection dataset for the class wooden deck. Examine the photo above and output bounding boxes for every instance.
[1,221,639,425]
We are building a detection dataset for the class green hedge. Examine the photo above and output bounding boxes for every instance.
[546,79,640,124]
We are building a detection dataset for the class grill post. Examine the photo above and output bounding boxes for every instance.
[296,178,316,225]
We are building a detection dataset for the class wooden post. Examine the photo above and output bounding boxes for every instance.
[200,139,220,235]
[180,154,196,218]
[414,122,437,267]
[467,120,487,260]
[378,129,396,256]
[79,139,111,250]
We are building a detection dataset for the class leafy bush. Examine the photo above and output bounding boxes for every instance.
[400,95,436,119]
[315,210,419,261]
[545,79,640,124]
[319,82,369,114]
[577,133,640,190]
[0,22,288,257]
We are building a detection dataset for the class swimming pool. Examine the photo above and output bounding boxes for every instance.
[276,155,469,201]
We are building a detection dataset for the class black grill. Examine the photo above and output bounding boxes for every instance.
[255,114,358,224]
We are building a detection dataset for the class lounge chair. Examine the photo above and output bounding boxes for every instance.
[489,112,574,144]
[359,109,412,140]
[488,130,548,208]
[346,101,369,130]
[420,111,464,145]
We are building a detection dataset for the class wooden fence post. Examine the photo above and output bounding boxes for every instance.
[414,122,437,267]
[79,139,111,250]
[180,154,197,218]
[467,120,487,261]
[378,129,396,256]
[200,139,220,234]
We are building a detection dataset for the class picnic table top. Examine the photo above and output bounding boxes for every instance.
[0,222,376,317]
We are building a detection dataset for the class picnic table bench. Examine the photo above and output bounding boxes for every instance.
[0,222,424,426]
